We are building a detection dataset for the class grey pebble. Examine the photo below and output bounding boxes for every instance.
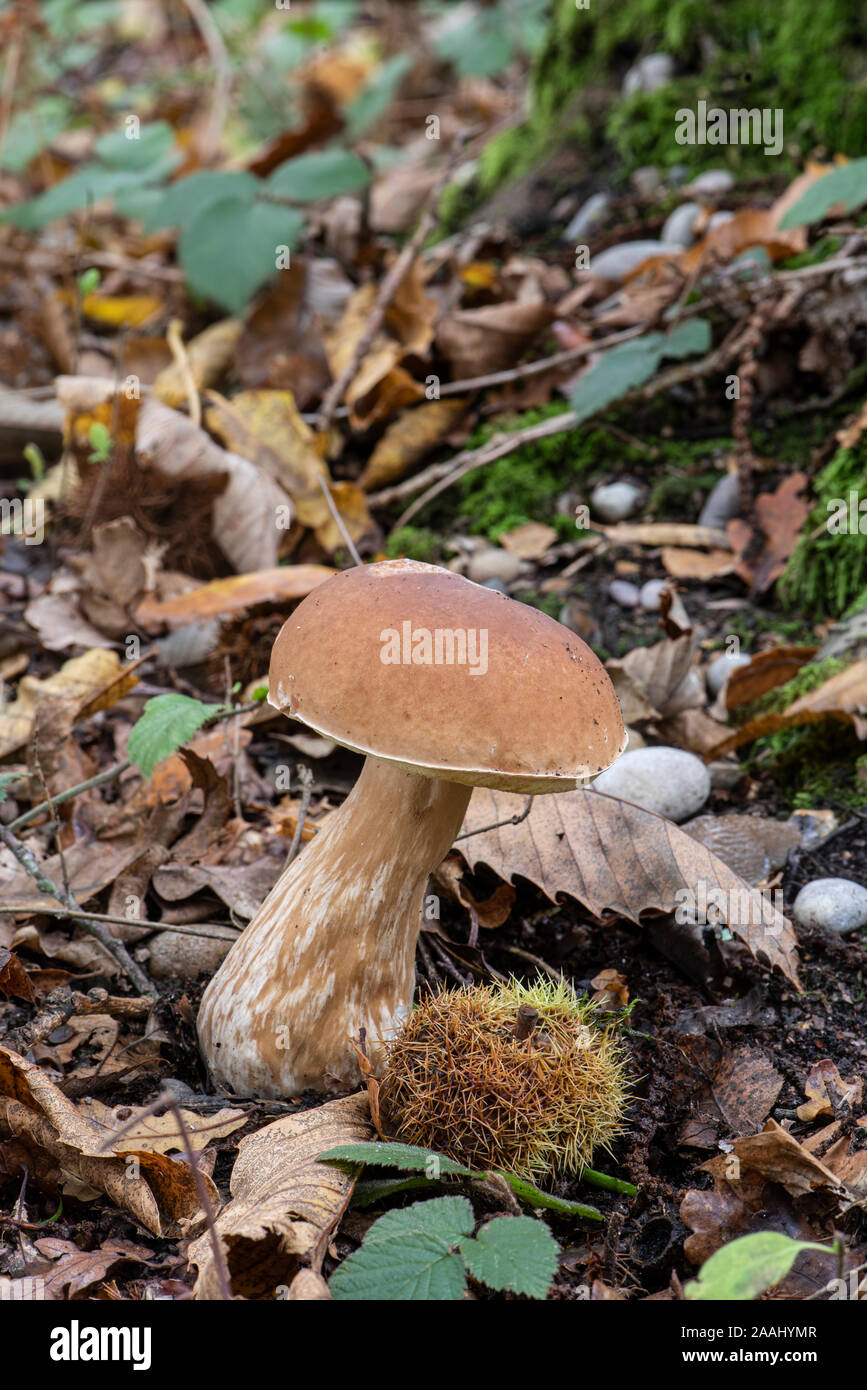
[793,878,867,934]
[661,201,701,247]
[698,472,741,528]
[593,746,711,822]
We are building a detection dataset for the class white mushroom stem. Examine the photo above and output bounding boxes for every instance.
[197,756,471,1097]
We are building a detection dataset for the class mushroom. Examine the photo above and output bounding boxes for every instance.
[197,560,625,1097]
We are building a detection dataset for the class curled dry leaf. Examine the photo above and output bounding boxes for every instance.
[797,1060,862,1122]
[79,1097,247,1154]
[0,648,138,758]
[359,398,468,491]
[435,300,555,381]
[676,1038,783,1149]
[707,659,867,757]
[135,564,334,629]
[2,838,146,914]
[189,1093,372,1300]
[682,813,801,885]
[607,632,700,723]
[498,521,559,560]
[700,1119,849,1199]
[722,645,819,710]
[456,787,800,986]
[32,1236,155,1299]
[0,948,35,1003]
[0,1048,219,1237]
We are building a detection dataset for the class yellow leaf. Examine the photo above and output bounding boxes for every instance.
[0,649,138,758]
[80,293,163,327]
[359,398,468,490]
[153,318,242,407]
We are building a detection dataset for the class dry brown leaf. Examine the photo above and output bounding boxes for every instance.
[325,274,434,430]
[607,632,699,722]
[433,852,516,929]
[661,546,735,581]
[707,659,867,756]
[797,1060,862,1122]
[235,263,330,405]
[0,948,35,1003]
[723,645,819,710]
[456,787,799,985]
[435,300,554,380]
[675,206,808,277]
[700,1119,848,1199]
[153,318,242,407]
[499,521,559,560]
[590,968,629,1008]
[836,399,867,450]
[0,1048,218,1237]
[676,1038,783,1149]
[681,814,801,885]
[727,473,810,593]
[2,837,149,914]
[189,1093,372,1300]
[0,648,138,758]
[33,1236,154,1299]
[135,564,334,628]
[359,398,468,491]
[79,1098,247,1154]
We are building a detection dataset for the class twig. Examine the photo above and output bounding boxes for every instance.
[286,765,314,866]
[26,905,240,942]
[316,474,363,566]
[8,762,132,832]
[0,824,155,996]
[98,1089,233,1301]
[455,796,533,841]
[166,318,200,427]
[388,324,748,529]
[179,0,232,164]
[436,325,648,397]
[2,985,152,1053]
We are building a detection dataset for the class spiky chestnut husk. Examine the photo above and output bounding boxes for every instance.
[378,976,633,1177]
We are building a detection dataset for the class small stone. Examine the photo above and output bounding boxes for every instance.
[148,929,237,982]
[661,202,701,247]
[631,166,663,198]
[592,480,644,523]
[708,760,743,791]
[623,52,674,97]
[593,746,711,822]
[624,727,646,750]
[609,578,641,608]
[639,578,668,611]
[467,547,524,585]
[667,164,689,186]
[685,169,735,197]
[698,472,740,528]
[592,240,674,282]
[708,210,734,231]
[481,577,509,594]
[160,1077,199,1102]
[563,191,611,243]
[706,651,752,698]
[793,878,867,934]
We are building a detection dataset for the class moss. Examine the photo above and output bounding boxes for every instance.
[468,0,867,211]
[514,588,563,620]
[384,526,449,564]
[779,437,867,619]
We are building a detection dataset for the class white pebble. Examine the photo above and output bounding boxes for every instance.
[467,547,524,585]
[609,579,641,608]
[564,192,611,243]
[623,53,675,98]
[592,481,643,523]
[686,169,735,197]
[661,202,701,247]
[592,746,711,822]
[706,652,751,698]
[591,240,675,282]
[793,879,867,934]
[698,472,740,528]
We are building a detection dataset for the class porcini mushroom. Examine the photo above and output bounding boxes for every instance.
[197,560,625,1097]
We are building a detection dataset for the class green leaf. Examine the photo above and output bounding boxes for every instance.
[127,694,223,778]
[318,1141,476,1178]
[0,97,70,173]
[3,165,139,228]
[329,1196,474,1301]
[145,171,260,234]
[570,334,664,426]
[180,197,304,313]
[685,1232,831,1302]
[94,120,176,171]
[266,148,371,201]
[346,54,412,139]
[460,1216,559,1298]
[0,773,21,804]
[660,317,712,359]
[779,158,867,229]
[351,1176,437,1208]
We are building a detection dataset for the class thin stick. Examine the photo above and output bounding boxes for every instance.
[286,765,314,866]
[316,474,363,566]
[166,318,200,427]
[8,761,131,831]
[437,325,647,397]
[455,796,533,841]
[0,824,155,996]
[26,905,240,942]
[180,0,232,164]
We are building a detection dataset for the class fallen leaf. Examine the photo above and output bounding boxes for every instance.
[661,546,735,581]
[590,968,629,1008]
[701,1120,848,1199]
[435,300,554,380]
[0,948,35,1003]
[499,521,559,560]
[607,632,700,722]
[135,565,334,628]
[0,649,138,758]
[727,473,810,593]
[723,645,819,710]
[707,659,867,756]
[33,1236,154,1298]
[78,293,163,328]
[797,1060,862,1122]
[189,1093,372,1299]
[79,1098,247,1154]
[456,787,800,985]
[676,1038,783,1148]
[359,398,468,491]
[152,318,242,407]
[0,1048,219,1237]
[681,814,801,884]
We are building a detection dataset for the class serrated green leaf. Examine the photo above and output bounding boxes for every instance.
[329,1196,474,1301]
[779,158,867,229]
[346,54,412,139]
[266,148,371,201]
[352,1176,437,1208]
[460,1216,559,1298]
[0,97,70,174]
[180,197,304,313]
[318,1141,476,1177]
[570,334,664,425]
[127,694,223,778]
[145,170,260,234]
[685,1232,830,1301]
[660,317,712,359]
[0,774,21,804]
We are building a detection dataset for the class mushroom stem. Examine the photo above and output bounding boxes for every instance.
[197,756,471,1097]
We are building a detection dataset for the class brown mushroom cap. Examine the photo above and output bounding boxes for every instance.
[268,559,625,793]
